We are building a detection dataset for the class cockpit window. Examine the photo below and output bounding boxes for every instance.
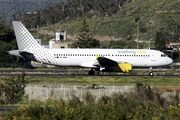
[161,54,166,57]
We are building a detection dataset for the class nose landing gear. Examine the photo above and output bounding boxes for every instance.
[149,67,153,76]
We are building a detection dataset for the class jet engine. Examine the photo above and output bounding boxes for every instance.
[104,63,132,73]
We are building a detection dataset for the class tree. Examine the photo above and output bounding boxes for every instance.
[154,31,165,51]
[0,24,19,63]
[134,14,140,49]
[72,17,100,48]
[0,13,6,25]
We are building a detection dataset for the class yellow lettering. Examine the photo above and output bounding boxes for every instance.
[136,51,147,54]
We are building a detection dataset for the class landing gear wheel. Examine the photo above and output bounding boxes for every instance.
[98,71,104,76]
[88,70,95,75]
[149,67,153,76]
[149,72,153,76]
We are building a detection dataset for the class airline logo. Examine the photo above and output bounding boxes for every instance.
[118,50,136,54]
[136,51,147,54]
[117,50,148,55]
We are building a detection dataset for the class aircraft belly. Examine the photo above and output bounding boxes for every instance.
[129,59,152,67]
[55,57,95,67]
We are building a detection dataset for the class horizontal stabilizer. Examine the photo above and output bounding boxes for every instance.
[8,50,34,61]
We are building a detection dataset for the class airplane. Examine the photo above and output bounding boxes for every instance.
[9,21,173,76]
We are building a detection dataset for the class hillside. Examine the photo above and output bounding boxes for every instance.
[0,0,66,21]
[11,0,180,47]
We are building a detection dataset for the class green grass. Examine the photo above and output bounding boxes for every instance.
[0,76,177,86]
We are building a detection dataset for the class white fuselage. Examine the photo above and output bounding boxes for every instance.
[10,21,173,75]
[46,48,173,68]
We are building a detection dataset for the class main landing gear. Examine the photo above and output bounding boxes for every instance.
[88,68,104,76]
[88,69,95,75]
[149,67,153,76]
[97,71,104,76]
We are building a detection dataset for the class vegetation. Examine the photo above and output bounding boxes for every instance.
[0,0,63,21]
[155,31,165,51]
[12,0,180,43]
[11,0,129,28]
[0,73,28,104]
[72,17,100,48]
[0,83,180,119]
[171,50,180,62]
[0,24,19,63]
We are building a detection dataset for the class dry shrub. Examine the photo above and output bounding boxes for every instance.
[82,91,96,104]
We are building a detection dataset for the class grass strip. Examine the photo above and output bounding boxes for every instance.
[0,76,179,86]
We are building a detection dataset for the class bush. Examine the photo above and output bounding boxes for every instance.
[1,82,180,119]
[0,72,28,104]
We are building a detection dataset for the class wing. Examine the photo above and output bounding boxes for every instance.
[95,54,126,67]
[94,54,132,73]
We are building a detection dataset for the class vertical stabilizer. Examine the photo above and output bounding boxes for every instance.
[12,21,58,65]
[12,21,41,50]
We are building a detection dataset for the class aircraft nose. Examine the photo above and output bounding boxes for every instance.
[167,57,173,65]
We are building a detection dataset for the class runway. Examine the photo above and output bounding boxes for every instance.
[0,74,179,78]
[0,69,179,77]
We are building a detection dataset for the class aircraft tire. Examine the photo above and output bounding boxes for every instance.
[88,70,95,75]
[149,72,153,76]
[98,71,104,76]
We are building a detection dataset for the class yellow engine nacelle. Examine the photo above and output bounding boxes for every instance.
[116,63,132,72]
[104,63,132,73]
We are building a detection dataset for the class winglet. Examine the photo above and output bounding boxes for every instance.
[95,54,100,59]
